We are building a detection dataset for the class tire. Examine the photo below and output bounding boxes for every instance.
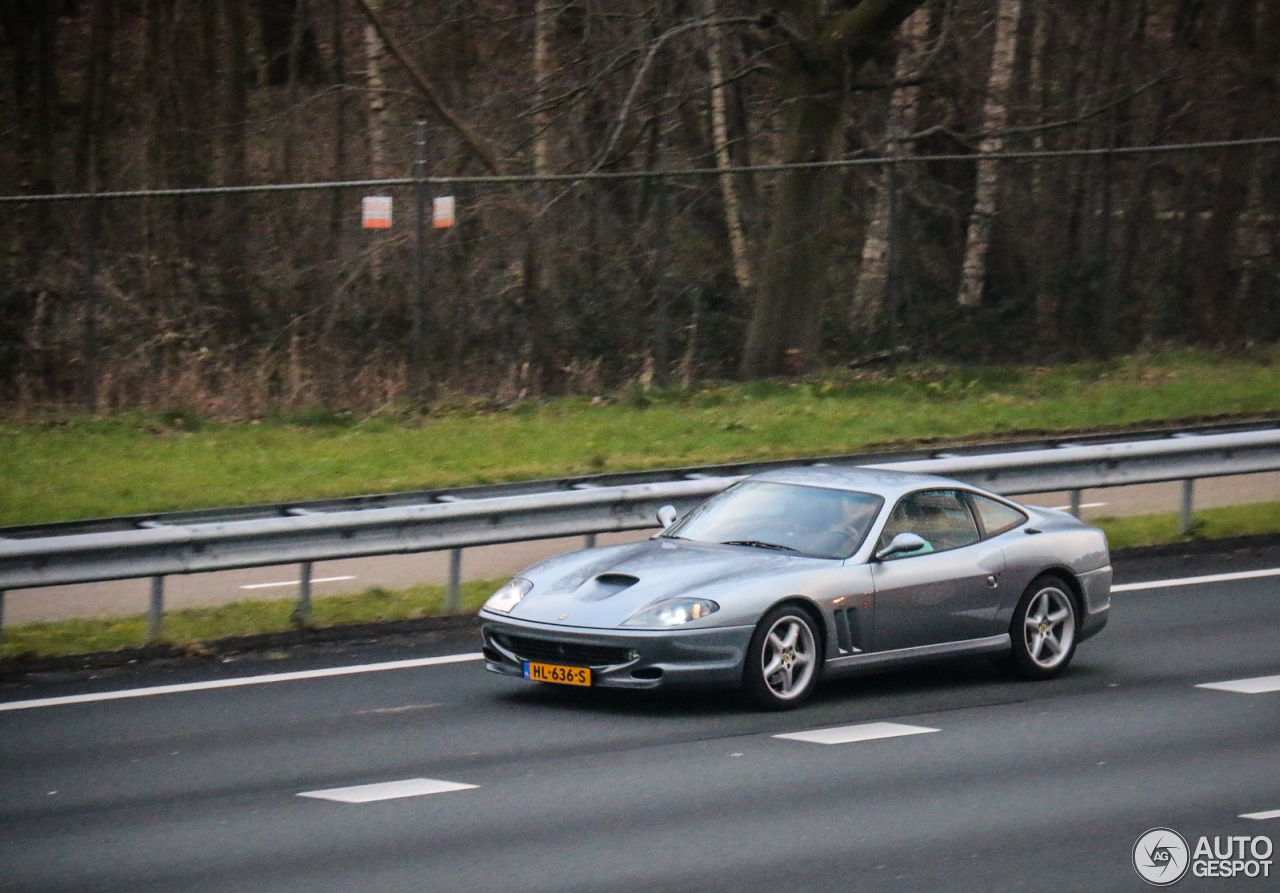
[742,604,822,710]
[1007,574,1079,680]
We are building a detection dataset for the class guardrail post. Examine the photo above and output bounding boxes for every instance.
[584,533,597,549]
[446,549,462,613]
[148,576,165,642]
[1068,490,1082,518]
[0,589,6,656]
[293,561,313,627]
[1180,479,1196,536]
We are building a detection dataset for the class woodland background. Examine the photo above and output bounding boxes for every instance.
[1,0,1278,414]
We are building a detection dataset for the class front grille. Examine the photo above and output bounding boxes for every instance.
[494,633,632,667]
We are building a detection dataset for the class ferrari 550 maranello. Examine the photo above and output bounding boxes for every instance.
[478,467,1111,710]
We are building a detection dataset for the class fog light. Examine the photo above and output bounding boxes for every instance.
[628,650,641,661]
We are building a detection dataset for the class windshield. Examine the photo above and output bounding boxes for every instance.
[663,481,884,560]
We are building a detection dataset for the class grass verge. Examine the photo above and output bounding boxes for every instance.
[5,350,1280,527]
[5,501,1280,661]
[1,579,502,660]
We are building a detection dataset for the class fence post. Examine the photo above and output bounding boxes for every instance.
[411,119,429,393]
[446,548,462,613]
[148,576,165,642]
[1180,479,1196,536]
[82,180,101,413]
[651,174,671,385]
[885,156,905,347]
[293,561,313,627]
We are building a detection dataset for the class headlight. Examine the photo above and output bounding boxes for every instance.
[484,578,533,613]
[622,597,719,627]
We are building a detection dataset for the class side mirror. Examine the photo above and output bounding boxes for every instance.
[656,504,679,529]
[874,532,927,561]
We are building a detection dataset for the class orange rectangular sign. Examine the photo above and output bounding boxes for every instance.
[362,196,393,229]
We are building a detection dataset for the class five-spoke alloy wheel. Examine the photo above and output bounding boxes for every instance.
[1008,574,1078,680]
[743,605,821,710]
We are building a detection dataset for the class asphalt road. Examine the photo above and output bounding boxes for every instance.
[9,471,1280,624]
[2,545,1279,892]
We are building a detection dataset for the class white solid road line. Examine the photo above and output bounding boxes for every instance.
[1240,809,1280,821]
[241,575,356,590]
[774,722,939,745]
[0,653,484,712]
[3,567,1277,714]
[298,778,477,803]
[1195,674,1280,695]
[1048,502,1107,511]
[1112,567,1280,593]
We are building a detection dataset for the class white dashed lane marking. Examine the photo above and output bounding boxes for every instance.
[1240,809,1280,821]
[1196,675,1280,695]
[298,778,477,803]
[240,575,356,590]
[774,722,939,745]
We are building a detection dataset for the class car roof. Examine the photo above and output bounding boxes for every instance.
[746,465,978,501]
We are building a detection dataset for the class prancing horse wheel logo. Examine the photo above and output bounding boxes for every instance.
[1133,828,1190,886]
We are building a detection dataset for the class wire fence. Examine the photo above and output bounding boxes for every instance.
[3,135,1279,412]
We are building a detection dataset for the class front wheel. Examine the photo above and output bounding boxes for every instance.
[742,605,821,710]
[1008,574,1079,680]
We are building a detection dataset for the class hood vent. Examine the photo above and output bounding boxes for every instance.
[575,573,639,602]
[595,573,638,587]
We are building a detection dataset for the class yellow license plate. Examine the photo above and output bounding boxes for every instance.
[524,661,591,686]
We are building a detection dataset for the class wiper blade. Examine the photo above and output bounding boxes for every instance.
[720,539,798,552]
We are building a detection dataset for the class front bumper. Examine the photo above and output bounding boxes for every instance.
[1077,565,1112,642]
[478,610,754,690]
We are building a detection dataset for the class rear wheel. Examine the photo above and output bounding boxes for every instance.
[1008,574,1078,680]
[742,605,821,710]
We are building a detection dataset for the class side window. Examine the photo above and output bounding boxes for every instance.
[877,489,981,557]
[968,493,1027,539]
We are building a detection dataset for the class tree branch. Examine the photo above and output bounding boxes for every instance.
[353,0,507,178]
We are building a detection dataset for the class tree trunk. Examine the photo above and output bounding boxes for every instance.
[850,6,929,329]
[75,0,113,191]
[362,0,390,178]
[220,0,253,341]
[957,0,1023,308]
[701,0,753,293]
[740,0,926,378]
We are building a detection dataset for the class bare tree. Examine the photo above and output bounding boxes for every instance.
[957,0,1023,308]
[850,5,930,329]
[740,0,927,377]
[702,0,753,293]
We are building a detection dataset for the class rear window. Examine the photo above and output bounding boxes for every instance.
[968,493,1027,538]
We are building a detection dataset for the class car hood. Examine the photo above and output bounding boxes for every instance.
[501,538,823,629]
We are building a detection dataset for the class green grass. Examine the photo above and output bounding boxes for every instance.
[1095,501,1280,550]
[1,579,502,660]
[5,501,1280,661]
[4,349,1280,527]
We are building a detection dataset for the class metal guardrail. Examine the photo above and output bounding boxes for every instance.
[2,428,1279,644]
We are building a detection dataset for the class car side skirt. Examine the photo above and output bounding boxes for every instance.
[822,633,1011,678]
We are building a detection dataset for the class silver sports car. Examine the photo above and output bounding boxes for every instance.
[479,467,1111,710]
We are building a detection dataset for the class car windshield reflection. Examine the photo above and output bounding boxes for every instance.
[662,481,884,559]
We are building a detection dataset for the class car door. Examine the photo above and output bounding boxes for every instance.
[870,489,1006,651]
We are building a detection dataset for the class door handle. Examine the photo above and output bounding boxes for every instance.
[986,575,999,588]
